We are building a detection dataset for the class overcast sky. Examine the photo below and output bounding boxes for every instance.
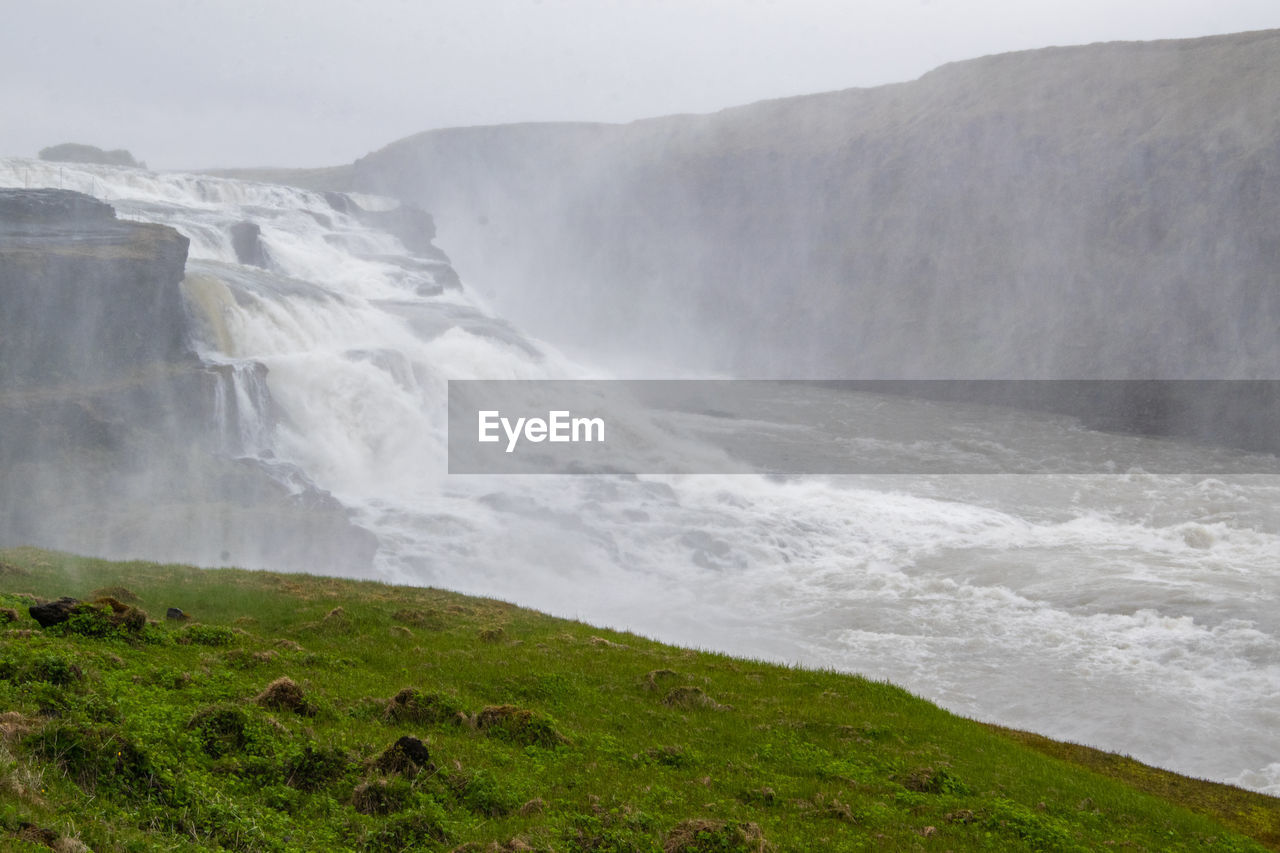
[2,0,1276,169]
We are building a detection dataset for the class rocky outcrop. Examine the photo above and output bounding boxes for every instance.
[28,597,79,628]
[0,188,119,224]
[353,203,439,258]
[323,191,447,260]
[319,191,458,291]
[0,190,378,576]
[229,221,269,268]
[347,29,1280,383]
[38,143,143,169]
[0,189,192,388]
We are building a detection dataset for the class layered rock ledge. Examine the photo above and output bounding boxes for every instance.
[0,190,377,576]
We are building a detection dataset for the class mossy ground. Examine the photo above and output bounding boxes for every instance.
[0,546,1275,852]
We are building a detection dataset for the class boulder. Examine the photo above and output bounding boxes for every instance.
[28,597,80,628]
[323,191,354,215]
[229,221,269,268]
[374,735,432,775]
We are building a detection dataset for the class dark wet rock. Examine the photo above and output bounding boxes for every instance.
[393,735,431,765]
[229,220,269,268]
[374,735,433,775]
[323,191,354,214]
[29,597,80,628]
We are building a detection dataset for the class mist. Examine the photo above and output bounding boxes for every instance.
[2,1,1278,168]
[347,29,1280,390]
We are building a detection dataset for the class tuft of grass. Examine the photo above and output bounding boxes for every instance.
[187,704,250,758]
[177,623,235,647]
[255,676,315,716]
[662,686,728,711]
[88,587,140,604]
[383,687,465,726]
[47,601,147,641]
[475,705,568,748]
[662,819,771,852]
[351,777,411,816]
[895,764,969,795]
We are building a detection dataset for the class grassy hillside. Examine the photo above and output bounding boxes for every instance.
[0,546,1275,852]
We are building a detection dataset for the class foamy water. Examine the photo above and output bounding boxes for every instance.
[3,157,1278,794]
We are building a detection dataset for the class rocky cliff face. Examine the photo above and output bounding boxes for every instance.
[0,189,192,387]
[348,29,1280,381]
[0,190,377,574]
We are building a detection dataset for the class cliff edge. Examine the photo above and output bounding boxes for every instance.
[348,29,1280,381]
[0,189,192,387]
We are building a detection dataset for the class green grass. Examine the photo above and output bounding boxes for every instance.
[0,546,1275,852]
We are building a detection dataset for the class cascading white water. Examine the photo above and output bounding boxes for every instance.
[3,157,1278,795]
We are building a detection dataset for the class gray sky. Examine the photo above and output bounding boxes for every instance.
[2,0,1276,169]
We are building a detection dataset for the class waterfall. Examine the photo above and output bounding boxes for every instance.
[2,156,1278,796]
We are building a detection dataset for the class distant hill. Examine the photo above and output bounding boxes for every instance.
[38,143,143,169]
[341,29,1280,379]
